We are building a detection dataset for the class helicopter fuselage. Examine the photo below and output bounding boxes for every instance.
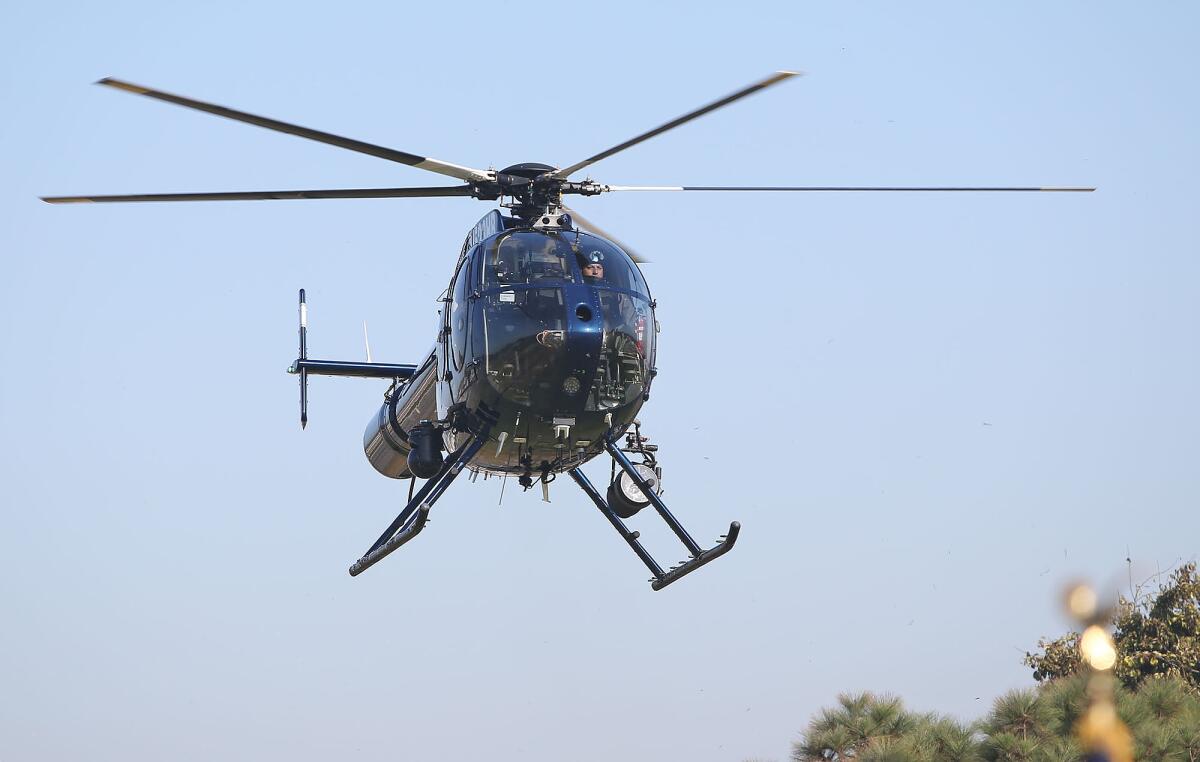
[364,211,657,482]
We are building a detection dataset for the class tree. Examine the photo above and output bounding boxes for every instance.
[793,676,1200,762]
[793,692,976,762]
[790,563,1200,762]
[1025,563,1200,694]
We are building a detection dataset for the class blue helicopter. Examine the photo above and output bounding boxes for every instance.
[42,72,1092,589]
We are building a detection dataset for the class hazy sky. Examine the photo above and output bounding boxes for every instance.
[2,2,1197,761]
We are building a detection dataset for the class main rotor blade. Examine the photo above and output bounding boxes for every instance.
[41,185,475,203]
[551,71,801,181]
[563,205,649,263]
[96,78,493,183]
[602,185,1097,192]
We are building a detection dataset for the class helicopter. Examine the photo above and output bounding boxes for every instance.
[42,72,1093,590]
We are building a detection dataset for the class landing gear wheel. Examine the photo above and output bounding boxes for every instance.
[607,462,659,518]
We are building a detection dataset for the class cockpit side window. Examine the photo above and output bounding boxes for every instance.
[450,244,479,370]
[573,233,648,297]
[484,232,577,286]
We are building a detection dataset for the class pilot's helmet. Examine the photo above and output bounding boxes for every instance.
[581,251,606,279]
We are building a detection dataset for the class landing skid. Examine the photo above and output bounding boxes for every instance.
[349,434,486,576]
[569,438,740,591]
[349,431,738,590]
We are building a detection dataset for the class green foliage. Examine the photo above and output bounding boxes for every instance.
[906,717,983,762]
[792,692,976,762]
[793,676,1200,762]
[1035,674,1089,739]
[1120,676,1200,762]
[1117,564,1200,693]
[1025,563,1200,694]
[792,564,1199,761]
[1024,633,1082,684]
[983,688,1054,741]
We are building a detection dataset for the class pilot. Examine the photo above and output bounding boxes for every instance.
[581,250,605,280]
[583,249,637,337]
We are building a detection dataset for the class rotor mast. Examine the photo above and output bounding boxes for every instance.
[473,163,600,227]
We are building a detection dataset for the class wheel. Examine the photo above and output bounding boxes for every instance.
[607,463,659,519]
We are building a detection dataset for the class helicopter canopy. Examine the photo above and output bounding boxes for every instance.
[482,231,649,297]
[462,230,653,412]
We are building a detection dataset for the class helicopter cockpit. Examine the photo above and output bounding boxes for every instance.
[487,231,578,284]
[468,230,655,413]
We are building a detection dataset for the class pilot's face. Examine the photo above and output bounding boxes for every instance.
[583,262,604,279]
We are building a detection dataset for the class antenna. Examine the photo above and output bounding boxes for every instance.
[363,320,373,363]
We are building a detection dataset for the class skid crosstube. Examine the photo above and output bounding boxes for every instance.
[567,438,740,591]
[349,434,486,577]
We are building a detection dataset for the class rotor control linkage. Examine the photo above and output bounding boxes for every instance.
[349,433,487,576]
[567,438,740,591]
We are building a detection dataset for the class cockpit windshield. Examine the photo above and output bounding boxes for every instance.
[480,230,649,297]
[475,229,654,413]
[484,232,577,286]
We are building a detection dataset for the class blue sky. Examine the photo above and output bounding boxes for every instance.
[2,2,1197,760]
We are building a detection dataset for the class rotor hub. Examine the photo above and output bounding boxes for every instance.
[483,163,571,224]
[498,162,557,179]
